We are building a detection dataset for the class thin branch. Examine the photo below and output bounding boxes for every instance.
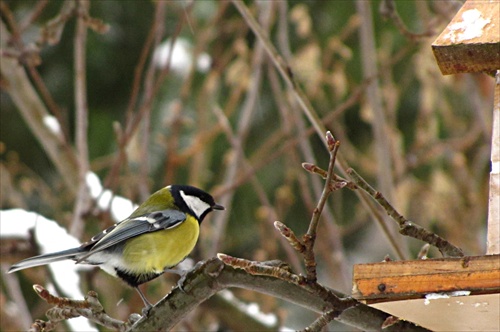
[31,285,134,332]
[1,264,32,330]
[302,309,340,332]
[70,0,90,238]
[217,253,301,285]
[103,0,167,193]
[0,20,80,193]
[213,107,304,273]
[231,0,327,142]
[302,161,407,260]
[302,132,339,282]
[18,0,50,32]
[347,168,465,257]
[136,0,167,199]
[380,0,435,41]
[209,0,272,257]
[230,0,409,262]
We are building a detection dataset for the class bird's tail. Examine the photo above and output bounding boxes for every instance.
[8,247,85,273]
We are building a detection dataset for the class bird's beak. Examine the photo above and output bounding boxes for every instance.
[213,203,225,210]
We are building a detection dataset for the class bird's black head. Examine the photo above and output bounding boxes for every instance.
[170,185,224,222]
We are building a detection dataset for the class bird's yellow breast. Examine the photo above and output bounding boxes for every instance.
[121,215,200,274]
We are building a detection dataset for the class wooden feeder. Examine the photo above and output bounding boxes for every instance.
[352,1,500,330]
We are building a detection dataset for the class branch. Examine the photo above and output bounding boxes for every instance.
[0,20,79,193]
[302,132,341,282]
[231,0,408,261]
[31,285,135,332]
[347,168,465,257]
[379,0,435,41]
[70,0,91,238]
[302,309,340,332]
[130,257,430,332]
[27,258,429,331]
[303,161,408,260]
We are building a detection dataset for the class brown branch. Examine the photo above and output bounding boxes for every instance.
[209,1,273,258]
[302,132,339,283]
[303,160,407,261]
[129,257,429,332]
[31,285,134,332]
[18,0,49,32]
[0,20,79,193]
[70,0,90,238]
[25,258,428,332]
[213,107,304,273]
[103,0,168,193]
[302,309,340,332]
[230,0,410,265]
[231,0,327,143]
[347,168,465,257]
[380,0,435,41]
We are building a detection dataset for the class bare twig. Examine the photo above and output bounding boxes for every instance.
[209,1,273,258]
[18,0,50,32]
[417,244,431,260]
[380,0,435,40]
[38,1,77,46]
[214,107,303,273]
[1,264,32,330]
[217,253,301,284]
[136,1,167,199]
[0,20,79,192]
[347,168,464,257]
[302,132,339,282]
[32,285,132,332]
[231,0,410,262]
[356,0,397,210]
[70,0,90,238]
[302,163,407,260]
[302,309,340,332]
[104,1,168,193]
[231,0,326,141]
[1,1,71,142]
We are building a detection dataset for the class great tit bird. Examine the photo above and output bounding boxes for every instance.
[8,185,224,309]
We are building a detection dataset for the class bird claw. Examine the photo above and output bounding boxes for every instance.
[176,274,188,293]
[141,305,152,317]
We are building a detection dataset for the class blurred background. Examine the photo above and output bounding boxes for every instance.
[0,0,494,330]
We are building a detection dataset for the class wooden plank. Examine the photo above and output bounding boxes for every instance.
[352,255,500,302]
[488,72,500,254]
[432,0,500,75]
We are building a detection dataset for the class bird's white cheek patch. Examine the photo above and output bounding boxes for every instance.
[180,191,210,219]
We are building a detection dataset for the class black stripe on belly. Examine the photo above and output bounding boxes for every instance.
[115,268,163,287]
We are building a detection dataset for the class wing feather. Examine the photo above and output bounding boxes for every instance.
[76,209,186,262]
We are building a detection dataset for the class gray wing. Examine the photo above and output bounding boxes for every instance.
[76,209,186,262]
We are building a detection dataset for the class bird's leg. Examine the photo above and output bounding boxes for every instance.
[164,261,204,292]
[163,268,187,292]
[135,286,153,316]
